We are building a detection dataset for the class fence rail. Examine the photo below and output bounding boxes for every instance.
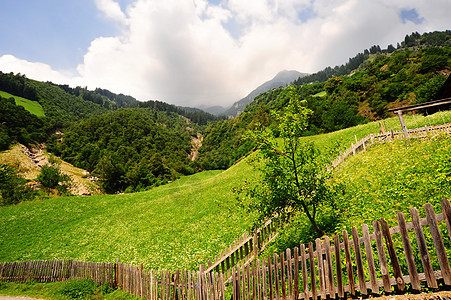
[117,262,225,300]
[230,198,451,300]
[0,259,115,287]
[205,218,279,282]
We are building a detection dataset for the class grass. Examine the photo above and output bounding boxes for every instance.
[0,161,257,271]
[312,91,326,97]
[0,90,45,117]
[304,110,451,157]
[333,134,451,230]
[0,280,138,300]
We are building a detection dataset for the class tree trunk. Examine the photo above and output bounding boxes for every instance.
[300,201,324,236]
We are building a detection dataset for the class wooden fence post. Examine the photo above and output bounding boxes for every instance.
[424,203,451,285]
[379,218,405,292]
[253,229,259,259]
[396,212,420,291]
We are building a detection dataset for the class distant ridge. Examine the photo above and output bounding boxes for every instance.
[223,70,308,117]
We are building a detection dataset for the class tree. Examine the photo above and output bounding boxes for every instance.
[235,87,337,235]
[37,156,71,194]
[0,164,36,205]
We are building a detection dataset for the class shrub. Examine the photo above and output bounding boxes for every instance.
[0,163,36,205]
[58,279,97,299]
[37,157,71,195]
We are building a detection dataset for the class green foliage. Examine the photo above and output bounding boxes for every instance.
[58,279,97,299]
[0,280,134,300]
[0,163,36,205]
[0,96,47,150]
[37,157,71,194]
[0,71,38,100]
[49,108,194,193]
[0,90,45,117]
[415,74,448,103]
[236,90,339,235]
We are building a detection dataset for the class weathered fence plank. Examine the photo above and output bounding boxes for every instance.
[425,203,451,285]
[397,212,421,291]
[380,217,405,292]
[372,220,392,294]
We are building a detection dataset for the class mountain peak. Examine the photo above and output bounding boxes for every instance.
[223,70,308,117]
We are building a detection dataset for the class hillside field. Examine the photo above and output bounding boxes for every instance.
[0,90,45,117]
[0,162,257,271]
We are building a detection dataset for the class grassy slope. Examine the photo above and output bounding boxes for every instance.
[0,90,45,117]
[0,162,257,270]
[333,134,451,230]
[306,110,451,155]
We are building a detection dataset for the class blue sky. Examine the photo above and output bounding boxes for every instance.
[0,0,450,108]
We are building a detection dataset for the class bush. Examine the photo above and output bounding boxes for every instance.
[0,163,36,205]
[58,279,97,299]
[37,156,71,194]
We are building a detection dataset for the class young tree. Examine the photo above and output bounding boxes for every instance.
[235,87,337,235]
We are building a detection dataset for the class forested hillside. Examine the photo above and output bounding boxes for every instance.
[0,71,223,193]
[197,30,451,170]
[48,108,196,193]
[0,97,47,150]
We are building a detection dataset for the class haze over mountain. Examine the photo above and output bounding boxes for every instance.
[221,70,308,117]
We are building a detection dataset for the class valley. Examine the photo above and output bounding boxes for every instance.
[0,30,451,299]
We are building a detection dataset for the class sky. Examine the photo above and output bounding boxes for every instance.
[0,0,450,108]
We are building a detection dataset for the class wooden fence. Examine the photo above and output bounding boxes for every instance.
[0,259,115,287]
[331,122,451,168]
[114,217,279,300]
[230,198,451,300]
[117,262,225,300]
[205,218,279,282]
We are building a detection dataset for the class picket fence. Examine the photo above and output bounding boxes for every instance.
[116,262,225,300]
[0,260,115,287]
[205,218,279,281]
[229,198,451,300]
[331,122,451,168]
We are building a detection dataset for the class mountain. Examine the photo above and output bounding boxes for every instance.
[223,70,308,117]
[198,105,227,116]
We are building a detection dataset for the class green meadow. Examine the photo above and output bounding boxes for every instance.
[0,165,257,271]
[0,90,45,117]
[305,110,451,154]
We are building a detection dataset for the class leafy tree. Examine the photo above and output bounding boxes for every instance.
[235,87,338,235]
[415,74,447,103]
[0,164,36,205]
[37,156,71,194]
[0,96,46,150]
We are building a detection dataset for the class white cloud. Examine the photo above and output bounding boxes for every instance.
[0,54,72,83]
[94,0,128,24]
[1,0,451,108]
